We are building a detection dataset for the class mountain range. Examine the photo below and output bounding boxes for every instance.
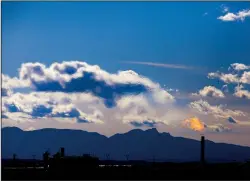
[2,127,250,162]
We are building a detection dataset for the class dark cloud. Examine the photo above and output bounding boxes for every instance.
[130,120,157,128]
[228,117,238,124]
[205,124,232,133]
[52,107,81,118]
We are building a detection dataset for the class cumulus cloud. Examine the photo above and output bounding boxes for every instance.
[207,63,250,101]
[1,61,179,126]
[2,74,28,89]
[208,63,250,86]
[192,86,225,98]
[227,117,250,126]
[208,72,239,84]
[51,104,104,124]
[189,99,246,119]
[1,114,8,119]
[130,120,158,128]
[182,117,231,133]
[3,112,34,123]
[2,61,187,128]
[115,94,176,126]
[165,88,179,93]
[205,124,231,133]
[16,61,174,107]
[2,74,29,97]
[218,9,250,22]
[221,4,229,13]
[230,63,250,71]
[25,127,36,131]
[221,84,229,93]
[2,87,12,97]
[228,117,238,124]
[182,117,205,132]
[240,71,250,84]
[2,92,105,124]
[234,85,250,99]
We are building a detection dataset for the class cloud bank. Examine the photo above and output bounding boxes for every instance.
[2,61,250,136]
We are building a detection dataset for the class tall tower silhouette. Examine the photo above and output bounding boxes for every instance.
[200,135,205,164]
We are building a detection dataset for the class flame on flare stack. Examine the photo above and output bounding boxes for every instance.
[182,117,205,132]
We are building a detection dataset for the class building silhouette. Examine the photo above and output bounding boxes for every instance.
[42,147,99,173]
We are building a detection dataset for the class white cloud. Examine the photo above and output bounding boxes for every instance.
[221,84,229,93]
[51,104,104,124]
[205,123,231,133]
[4,112,34,123]
[230,63,250,71]
[207,72,239,84]
[2,74,29,89]
[192,86,225,98]
[240,71,250,84]
[2,61,179,126]
[218,9,250,22]
[227,117,250,126]
[2,92,105,124]
[25,127,36,131]
[115,94,187,127]
[234,85,250,99]
[189,99,246,119]
[19,61,157,89]
[1,74,29,97]
[220,4,229,13]
[208,64,250,86]
[15,61,175,107]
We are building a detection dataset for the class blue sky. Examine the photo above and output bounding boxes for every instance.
[2,2,250,146]
[3,2,250,91]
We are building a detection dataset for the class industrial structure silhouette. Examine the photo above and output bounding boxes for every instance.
[2,135,250,180]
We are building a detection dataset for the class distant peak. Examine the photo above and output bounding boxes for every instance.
[145,128,159,133]
[2,126,23,132]
[146,127,158,131]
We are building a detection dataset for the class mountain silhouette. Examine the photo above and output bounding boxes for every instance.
[2,127,250,162]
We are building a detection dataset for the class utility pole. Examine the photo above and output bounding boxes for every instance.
[125,154,129,161]
[32,155,36,169]
[105,153,110,160]
[13,153,17,160]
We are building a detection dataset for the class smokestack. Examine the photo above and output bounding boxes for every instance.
[60,147,65,158]
[200,136,205,164]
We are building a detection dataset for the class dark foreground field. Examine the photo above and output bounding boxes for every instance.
[2,162,250,180]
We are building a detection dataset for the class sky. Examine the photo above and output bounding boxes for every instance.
[2,2,250,146]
